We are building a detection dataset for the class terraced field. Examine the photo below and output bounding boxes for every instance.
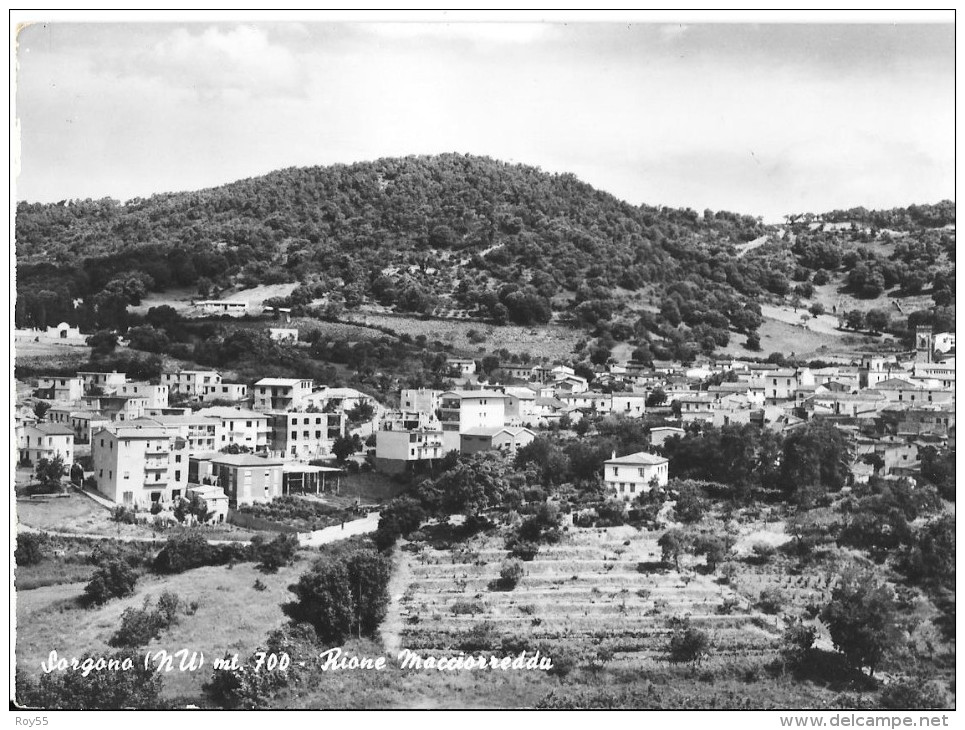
[396,525,787,667]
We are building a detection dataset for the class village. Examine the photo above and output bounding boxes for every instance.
[14,317,954,531]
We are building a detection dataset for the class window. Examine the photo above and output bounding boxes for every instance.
[613,467,619,476]
[291,431,297,440]
[175,454,181,463]
[175,471,181,481]
[246,421,252,427]
[109,470,112,479]
[123,471,129,480]
[630,484,635,493]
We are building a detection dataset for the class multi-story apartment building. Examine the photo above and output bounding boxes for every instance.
[36,376,84,403]
[18,423,74,466]
[201,453,285,507]
[47,407,110,444]
[196,406,271,452]
[81,395,148,423]
[267,410,345,460]
[375,426,445,474]
[115,382,170,409]
[438,389,508,453]
[199,382,248,403]
[131,414,219,454]
[77,371,127,395]
[400,388,442,415]
[162,369,223,397]
[253,378,314,412]
[91,424,189,507]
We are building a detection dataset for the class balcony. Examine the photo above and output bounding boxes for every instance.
[144,463,167,471]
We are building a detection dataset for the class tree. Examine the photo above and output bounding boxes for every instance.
[375,497,426,550]
[658,529,688,570]
[331,434,360,463]
[645,388,667,407]
[498,558,525,589]
[282,549,391,643]
[34,456,67,492]
[32,401,51,421]
[346,401,375,425]
[667,621,711,671]
[693,535,727,572]
[84,559,139,605]
[15,532,47,566]
[820,571,900,677]
[744,332,761,351]
[865,308,890,334]
[254,534,299,572]
[672,483,706,523]
[86,330,119,355]
[808,303,825,317]
[844,309,865,331]
[780,421,849,496]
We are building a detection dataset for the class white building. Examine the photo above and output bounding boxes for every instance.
[439,389,508,452]
[400,388,442,415]
[130,415,219,454]
[115,382,169,409]
[199,382,248,403]
[91,424,189,507]
[196,406,272,453]
[19,423,74,466]
[459,426,536,456]
[604,451,669,501]
[253,378,314,412]
[375,427,445,474]
[268,410,346,460]
[77,371,127,395]
[36,376,84,403]
[197,300,248,316]
[162,369,222,397]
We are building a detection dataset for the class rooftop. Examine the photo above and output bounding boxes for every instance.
[210,453,285,467]
[30,423,74,436]
[606,451,668,466]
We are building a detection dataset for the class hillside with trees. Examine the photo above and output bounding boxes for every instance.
[15,155,953,363]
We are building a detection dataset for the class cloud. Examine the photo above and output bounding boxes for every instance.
[150,25,307,99]
[360,22,553,47]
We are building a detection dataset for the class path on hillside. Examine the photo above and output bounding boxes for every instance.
[18,511,380,548]
[735,234,771,258]
[379,540,413,656]
[296,511,380,547]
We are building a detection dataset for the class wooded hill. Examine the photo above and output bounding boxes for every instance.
[15,154,953,359]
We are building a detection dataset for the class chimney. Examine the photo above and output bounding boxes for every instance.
[611,450,616,460]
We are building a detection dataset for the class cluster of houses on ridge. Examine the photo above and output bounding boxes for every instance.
[16,370,374,519]
[15,325,954,518]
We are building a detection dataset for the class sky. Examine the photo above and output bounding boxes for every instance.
[14,16,955,222]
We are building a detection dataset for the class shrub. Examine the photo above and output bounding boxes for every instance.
[15,532,47,566]
[16,653,164,709]
[84,559,139,605]
[110,506,138,525]
[750,541,777,563]
[781,620,817,667]
[878,680,949,710]
[152,532,219,574]
[450,600,485,616]
[667,622,711,671]
[282,549,391,644]
[255,534,299,573]
[253,579,267,592]
[757,587,786,615]
[110,605,164,648]
[498,559,525,590]
[508,540,540,561]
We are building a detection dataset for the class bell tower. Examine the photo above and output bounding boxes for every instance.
[915,326,933,363]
